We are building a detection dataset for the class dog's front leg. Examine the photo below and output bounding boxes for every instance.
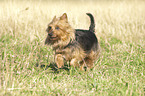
[55,54,64,68]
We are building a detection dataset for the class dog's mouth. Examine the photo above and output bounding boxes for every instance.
[49,36,58,41]
[45,34,59,45]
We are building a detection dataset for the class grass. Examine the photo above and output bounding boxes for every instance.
[0,0,145,95]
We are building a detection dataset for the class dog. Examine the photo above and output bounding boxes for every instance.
[45,13,100,70]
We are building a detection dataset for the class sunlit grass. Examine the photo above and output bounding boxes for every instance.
[0,0,145,95]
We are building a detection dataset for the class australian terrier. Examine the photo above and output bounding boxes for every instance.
[45,13,100,70]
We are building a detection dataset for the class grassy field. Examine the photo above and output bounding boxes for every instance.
[0,0,145,95]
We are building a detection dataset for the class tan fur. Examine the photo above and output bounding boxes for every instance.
[45,13,100,70]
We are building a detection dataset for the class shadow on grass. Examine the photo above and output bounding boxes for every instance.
[36,62,70,73]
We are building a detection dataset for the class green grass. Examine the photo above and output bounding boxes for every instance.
[0,0,145,95]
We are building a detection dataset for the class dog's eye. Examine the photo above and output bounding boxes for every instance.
[55,26,59,30]
[48,26,52,30]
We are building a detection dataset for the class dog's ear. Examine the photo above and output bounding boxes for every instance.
[52,16,56,21]
[60,13,68,21]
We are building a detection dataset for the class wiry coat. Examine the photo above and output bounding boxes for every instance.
[45,13,100,70]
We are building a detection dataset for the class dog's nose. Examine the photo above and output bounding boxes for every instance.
[48,33,53,36]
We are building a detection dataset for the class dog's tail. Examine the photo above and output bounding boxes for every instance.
[86,13,95,33]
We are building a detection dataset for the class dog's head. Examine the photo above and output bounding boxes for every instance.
[45,13,74,45]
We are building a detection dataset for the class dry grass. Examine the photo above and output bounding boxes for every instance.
[0,0,145,95]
